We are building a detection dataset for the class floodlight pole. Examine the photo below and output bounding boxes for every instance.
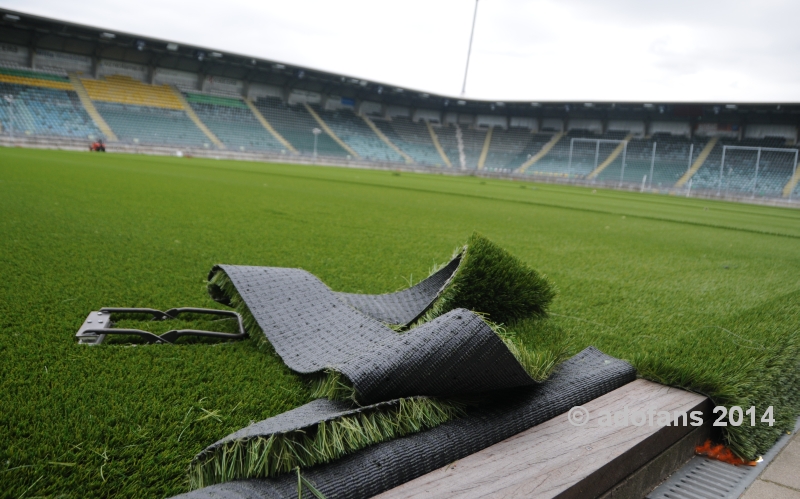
[461,0,479,96]
[648,142,656,189]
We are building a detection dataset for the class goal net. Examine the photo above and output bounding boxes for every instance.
[719,146,798,198]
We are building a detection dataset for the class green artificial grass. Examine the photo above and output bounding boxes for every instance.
[1,147,799,497]
[188,397,464,489]
[416,232,556,326]
[209,233,560,402]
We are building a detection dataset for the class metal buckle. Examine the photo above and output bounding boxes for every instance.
[75,307,247,345]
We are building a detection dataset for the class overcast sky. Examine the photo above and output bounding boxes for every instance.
[3,0,800,103]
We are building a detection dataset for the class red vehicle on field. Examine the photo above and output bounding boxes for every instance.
[89,139,106,152]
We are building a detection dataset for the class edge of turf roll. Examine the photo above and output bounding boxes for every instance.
[188,396,465,489]
[176,347,636,498]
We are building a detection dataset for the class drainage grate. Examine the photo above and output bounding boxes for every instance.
[648,417,800,499]
[647,457,754,498]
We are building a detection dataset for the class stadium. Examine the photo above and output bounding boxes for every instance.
[0,4,798,499]
[1,9,800,202]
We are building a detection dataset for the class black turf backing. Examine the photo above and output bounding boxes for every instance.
[334,255,461,326]
[175,347,636,499]
[210,265,534,403]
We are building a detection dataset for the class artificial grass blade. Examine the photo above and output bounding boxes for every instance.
[189,397,464,488]
[416,232,556,326]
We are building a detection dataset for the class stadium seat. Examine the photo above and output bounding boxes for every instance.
[310,105,403,163]
[94,102,209,148]
[0,80,101,139]
[253,97,348,157]
[185,93,284,152]
[434,123,486,169]
[81,75,183,109]
[484,128,551,171]
[372,117,443,167]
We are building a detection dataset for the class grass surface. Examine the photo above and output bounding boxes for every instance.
[1,147,799,498]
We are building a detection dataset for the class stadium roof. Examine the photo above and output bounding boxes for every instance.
[1,7,799,126]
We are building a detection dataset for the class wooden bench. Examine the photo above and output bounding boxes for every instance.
[376,379,711,499]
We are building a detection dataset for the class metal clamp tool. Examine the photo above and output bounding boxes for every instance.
[75,307,246,345]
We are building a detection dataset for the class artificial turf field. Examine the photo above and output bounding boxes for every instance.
[1,146,798,498]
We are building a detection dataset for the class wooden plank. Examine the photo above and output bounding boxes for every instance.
[375,379,709,499]
[598,425,710,499]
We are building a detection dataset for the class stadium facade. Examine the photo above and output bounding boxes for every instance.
[1,8,799,201]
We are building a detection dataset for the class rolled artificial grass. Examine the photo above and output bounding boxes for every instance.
[207,233,561,402]
[415,232,556,326]
[188,396,464,489]
[181,347,635,497]
[198,237,567,484]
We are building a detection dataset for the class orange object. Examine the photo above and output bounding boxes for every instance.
[695,440,758,466]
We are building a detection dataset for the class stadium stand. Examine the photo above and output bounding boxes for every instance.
[361,114,413,164]
[173,90,225,148]
[528,130,602,177]
[1,63,797,200]
[81,75,183,109]
[253,97,348,157]
[0,68,100,139]
[94,102,210,147]
[0,67,73,90]
[1,12,799,202]
[644,133,708,188]
[311,105,404,163]
[482,127,530,170]
[516,132,565,174]
[75,76,210,147]
[436,123,486,169]
[372,117,444,166]
[4,69,795,197]
[303,103,359,157]
[785,165,800,198]
[521,131,715,188]
[185,93,285,152]
[588,133,633,181]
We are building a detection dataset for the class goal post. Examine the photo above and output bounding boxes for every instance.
[718,145,798,198]
[567,138,628,185]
